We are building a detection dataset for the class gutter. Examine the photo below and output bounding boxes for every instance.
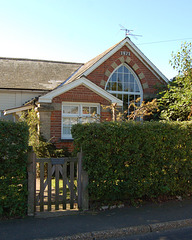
[4,105,34,115]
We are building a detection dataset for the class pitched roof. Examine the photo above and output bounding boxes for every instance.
[0,38,168,93]
[61,39,124,86]
[0,58,82,90]
[61,37,168,86]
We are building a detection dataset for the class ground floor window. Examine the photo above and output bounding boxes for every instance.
[62,102,100,139]
[111,93,141,117]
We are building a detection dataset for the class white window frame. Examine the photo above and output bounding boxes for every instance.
[61,102,100,139]
[105,63,143,116]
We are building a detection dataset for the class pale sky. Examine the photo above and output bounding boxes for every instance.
[0,0,192,80]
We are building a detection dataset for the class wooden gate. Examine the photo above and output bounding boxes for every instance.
[27,151,88,216]
[36,157,78,212]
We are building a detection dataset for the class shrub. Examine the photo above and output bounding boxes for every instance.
[0,120,29,217]
[72,121,192,206]
[20,109,71,158]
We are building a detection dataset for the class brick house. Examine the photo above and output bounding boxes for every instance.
[3,37,168,151]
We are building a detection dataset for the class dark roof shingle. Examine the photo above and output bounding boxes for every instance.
[0,58,82,90]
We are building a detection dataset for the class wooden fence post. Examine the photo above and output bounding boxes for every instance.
[27,149,36,216]
[77,150,89,211]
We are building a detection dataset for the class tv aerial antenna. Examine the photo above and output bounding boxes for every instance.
[119,24,142,39]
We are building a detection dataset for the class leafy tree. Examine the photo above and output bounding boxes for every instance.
[159,42,192,121]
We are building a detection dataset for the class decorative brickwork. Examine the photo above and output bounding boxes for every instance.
[41,43,167,151]
[87,46,165,98]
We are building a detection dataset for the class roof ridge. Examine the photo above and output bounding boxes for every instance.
[0,57,83,65]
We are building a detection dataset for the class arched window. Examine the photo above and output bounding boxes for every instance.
[105,64,143,116]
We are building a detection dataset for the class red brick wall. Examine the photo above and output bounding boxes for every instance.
[51,85,111,150]
[87,45,166,98]
[52,85,110,104]
[50,45,166,151]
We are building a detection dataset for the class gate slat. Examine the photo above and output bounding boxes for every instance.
[47,162,52,211]
[70,161,74,209]
[62,162,67,209]
[55,165,59,210]
[40,162,44,212]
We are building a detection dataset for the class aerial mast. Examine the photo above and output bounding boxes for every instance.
[119,24,142,39]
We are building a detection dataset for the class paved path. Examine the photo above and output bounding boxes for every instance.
[1,198,192,240]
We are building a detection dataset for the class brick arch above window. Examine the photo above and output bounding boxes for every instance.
[101,56,146,88]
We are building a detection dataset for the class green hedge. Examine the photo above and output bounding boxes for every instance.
[0,120,29,217]
[72,121,192,205]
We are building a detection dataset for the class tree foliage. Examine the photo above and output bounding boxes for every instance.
[159,42,192,121]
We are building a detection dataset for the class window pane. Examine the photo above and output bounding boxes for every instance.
[82,106,98,115]
[90,107,97,114]
[83,107,89,114]
[63,127,71,135]
[112,82,117,91]
[123,102,128,113]
[124,74,129,83]
[124,82,129,91]
[63,106,71,114]
[118,83,123,91]
[135,83,140,92]
[62,118,78,136]
[129,75,134,84]
[63,106,78,114]
[117,73,123,83]
[118,66,123,73]
[111,73,116,82]
[123,94,128,104]
[130,82,134,92]
[124,66,129,73]
[71,106,78,114]
[63,117,71,134]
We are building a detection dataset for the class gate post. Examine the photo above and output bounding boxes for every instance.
[27,149,36,216]
[78,150,89,211]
